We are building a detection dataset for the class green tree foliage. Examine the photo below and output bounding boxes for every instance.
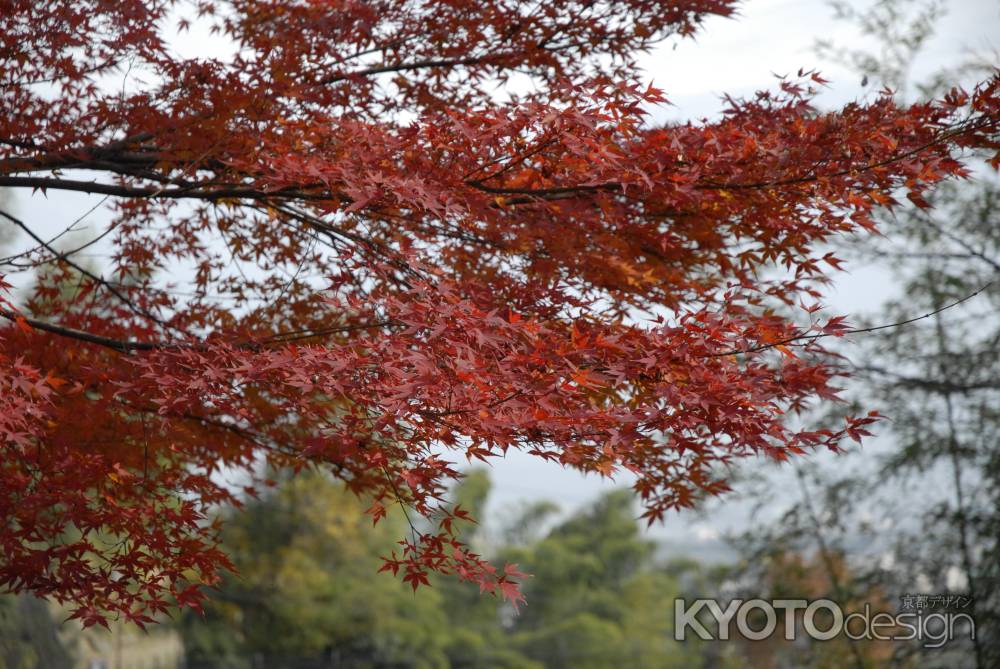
[180,472,452,669]
[179,472,702,669]
[502,491,696,668]
[0,595,74,669]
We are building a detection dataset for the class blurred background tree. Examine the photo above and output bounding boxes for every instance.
[179,471,453,669]
[727,1,1000,668]
[499,491,696,669]
[175,470,703,669]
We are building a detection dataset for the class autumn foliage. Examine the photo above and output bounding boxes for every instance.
[0,0,998,626]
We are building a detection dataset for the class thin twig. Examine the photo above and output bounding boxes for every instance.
[709,282,994,357]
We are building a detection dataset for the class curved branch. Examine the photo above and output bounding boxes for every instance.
[709,282,994,357]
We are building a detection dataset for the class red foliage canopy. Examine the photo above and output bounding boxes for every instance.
[1,0,997,626]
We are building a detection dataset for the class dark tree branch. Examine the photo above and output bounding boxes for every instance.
[709,282,994,357]
[0,208,171,329]
[0,308,398,353]
[855,364,1000,394]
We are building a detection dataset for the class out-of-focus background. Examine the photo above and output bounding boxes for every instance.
[1,0,998,667]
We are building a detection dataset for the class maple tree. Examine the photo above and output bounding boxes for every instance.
[0,0,998,627]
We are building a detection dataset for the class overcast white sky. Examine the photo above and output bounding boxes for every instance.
[3,0,999,555]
